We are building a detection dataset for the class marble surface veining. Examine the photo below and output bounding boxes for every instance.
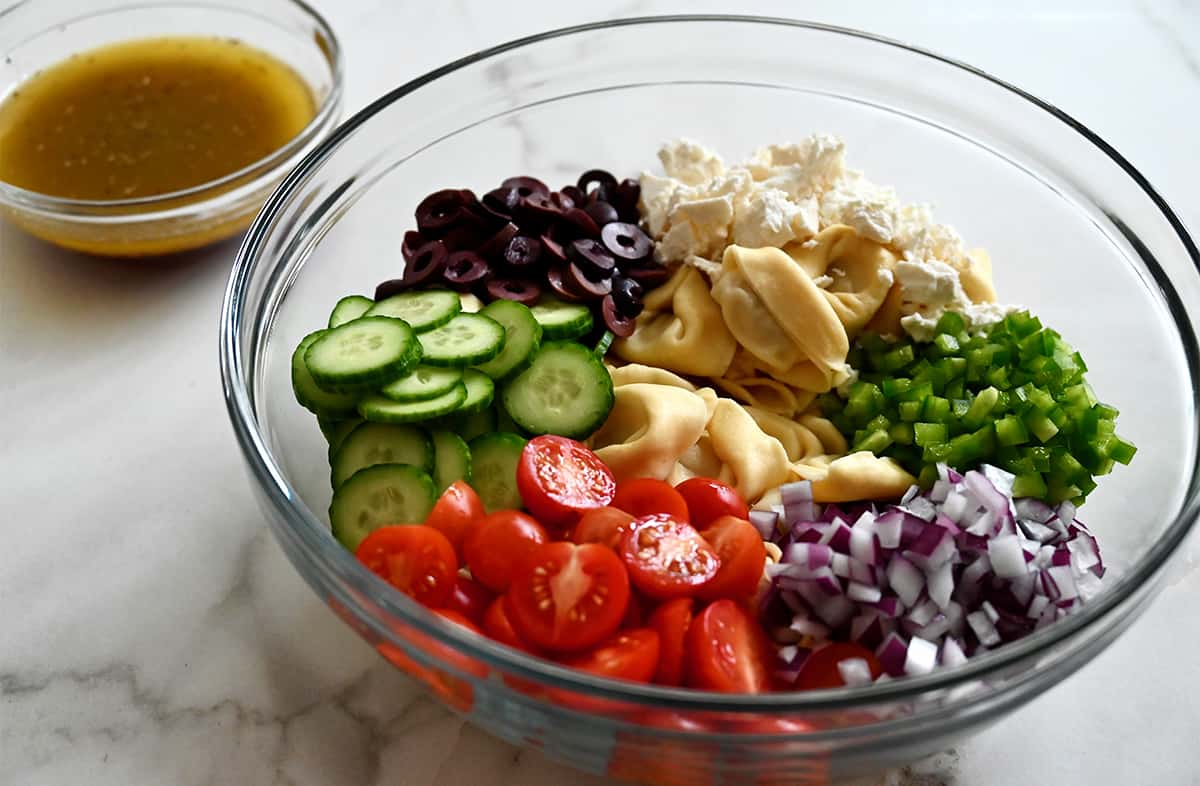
[2,1,1199,784]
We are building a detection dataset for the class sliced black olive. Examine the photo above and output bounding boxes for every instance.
[602,294,636,337]
[403,240,448,286]
[584,200,620,227]
[486,277,542,306]
[500,176,550,199]
[568,261,613,297]
[600,222,653,261]
[503,235,543,270]
[443,251,491,289]
[568,238,616,281]
[611,275,645,318]
[415,189,473,236]
[374,278,410,301]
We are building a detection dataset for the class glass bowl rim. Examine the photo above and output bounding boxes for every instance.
[220,14,1200,712]
[0,0,344,215]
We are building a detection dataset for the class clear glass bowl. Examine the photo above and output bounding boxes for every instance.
[220,17,1200,783]
[0,0,342,257]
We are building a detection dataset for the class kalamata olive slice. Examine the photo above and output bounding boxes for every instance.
[439,212,489,251]
[478,222,520,259]
[584,200,619,227]
[515,193,560,226]
[614,178,642,222]
[482,187,521,218]
[403,240,449,286]
[500,176,550,199]
[539,233,567,263]
[443,251,491,288]
[602,294,636,337]
[623,263,672,288]
[401,230,425,263]
[549,191,575,212]
[568,238,616,281]
[600,222,653,261]
[546,265,587,303]
[611,275,645,318]
[486,277,542,306]
[568,262,613,298]
[561,207,601,238]
[415,189,472,236]
[503,235,543,270]
[577,169,618,196]
[374,278,410,301]
[561,185,586,206]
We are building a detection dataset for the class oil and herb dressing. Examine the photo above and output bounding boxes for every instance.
[0,36,316,201]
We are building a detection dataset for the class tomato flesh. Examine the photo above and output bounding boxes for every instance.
[675,477,749,529]
[463,510,548,593]
[619,514,721,600]
[443,575,494,626]
[508,541,630,653]
[482,596,539,653]
[571,506,636,551]
[559,629,660,683]
[685,599,774,693]
[355,525,458,608]
[647,597,693,686]
[612,477,690,521]
[697,516,767,601]
[424,480,485,556]
[517,435,616,527]
[795,642,883,690]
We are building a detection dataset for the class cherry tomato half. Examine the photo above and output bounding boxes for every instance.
[355,525,458,608]
[612,477,690,521]
[432,607,482,634]
[571,506,636,551]
[647,597,693,686]
[508,541,631,653]
[697,516,767,601]
[559,629,661,683]
[482,596,540,654]
[795,642,883,691]
[424,480,485,556]
[675,477,749,529]
[517,435,616,527]
[685,599,774,693]
[619,514,720,600]
[443,575,494,626]
[463,510,548,593]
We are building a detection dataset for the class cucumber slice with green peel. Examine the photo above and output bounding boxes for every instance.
[530,297,594,340]
[319,416,363,456]
[330,463,438,550]
[365,289,461,332]
[457,369,496,416]
[330,422,433,488]
[593,330,615,358]
[452,407,497,442]
[431,429,472,490]
[501,342,614,439]
[475,300,542,380]
[494,400,525,436]
[469,432,527,513]
[380,365,463,402]
[305,317,422,392]
[292,331,360,416]
[418,313,506,367]
[358,383,467,424]
[328,295,374,328]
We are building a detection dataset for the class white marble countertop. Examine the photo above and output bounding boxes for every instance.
[3,1,1199,784]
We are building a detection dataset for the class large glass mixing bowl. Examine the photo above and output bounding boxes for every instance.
[220,16,1200,784]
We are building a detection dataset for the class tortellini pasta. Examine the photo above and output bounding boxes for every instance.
[791,452,917,503]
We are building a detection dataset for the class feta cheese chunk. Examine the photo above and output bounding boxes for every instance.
[658,137,725,186]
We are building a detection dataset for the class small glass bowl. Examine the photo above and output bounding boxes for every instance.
[0,0,342,257]
[221,16,1200,784]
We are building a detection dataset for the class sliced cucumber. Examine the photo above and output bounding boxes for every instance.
[593,330,615,358]
[494,400,525,436]
[365,289,460,332]
[431,429,472,490]
[501,341,614,439]
[475,300,542,380]
[457,369,496,416]
[330,463,437,550]
[319,416,363,457]
[418,313,506,367]
[469,432,527,513]
[530,297,594,341]
[304,317,421,392]
[452,407,497,442]
[330,422,433,488]
[328,295,374,328]
[292,331,360,416]
[358,383,467,424]
[380,365,463,402]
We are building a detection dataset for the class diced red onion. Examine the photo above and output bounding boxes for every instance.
[940,637,967,668]
[1015,497,1054,523]
[941,491,969,523]
[1045,565,1079,601]
[904,496,938,522]
[874,511,904,549]
[886,556,925,607]
[967,610,1001,647]
[987,535,1028,579]
[789,616,830,640]
[847,581,883,603]
[876,633,909,677]
[780,480,816,524]
[926,560,954,610]
[749,509,779,540]
[1026,594,1051,619]
[904,636,939,676]
[907,597,940,627]
[784,542,833,571]
[838,657,875,686]
[929,480,954,503]
[849,525,878,566]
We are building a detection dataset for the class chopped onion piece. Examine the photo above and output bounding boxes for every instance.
[847,581,883,603]
[838,657,875,686]
[940,638,967,668]
[988,535,1028,579]
[749,509,779,540]
[904,636,939,676]
[886,556,925,607]
[781,480,816,524]
[926,560,954,610]
[874,511,904,549]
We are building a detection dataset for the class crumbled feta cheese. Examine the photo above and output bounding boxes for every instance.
[732,188,800,248]
[819,172,899,243]
[752,135,846,195]
[812,274,834,289]
[792,196,820,241]
[659,194,734,261]
[638,172,679,238]
[658,138,725,186]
